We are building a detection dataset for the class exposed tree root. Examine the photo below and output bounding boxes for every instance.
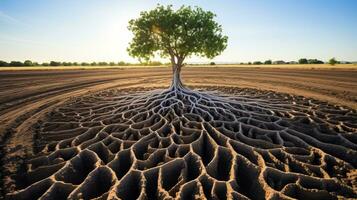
[7,84,357,199]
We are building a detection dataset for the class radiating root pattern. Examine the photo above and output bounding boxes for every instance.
[8,86,357,199]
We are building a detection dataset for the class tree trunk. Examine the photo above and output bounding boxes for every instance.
[170,64,184,90]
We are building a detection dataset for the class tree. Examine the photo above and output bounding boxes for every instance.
[127,5,228,89]
[253,61,262,65]
[210,62,216,65]
[264,60,272,65]
[0,60,9,66]
[50,61,61,66]
[308,59,324,64]
[98,62,108,66]
[9,61,24,66]
[62,62,69,66]
[329,57,337,66]
[24,60,33,66]
[298,58,308,64]
[118,61,126,66]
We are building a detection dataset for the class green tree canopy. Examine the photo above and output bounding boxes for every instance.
[329,57,337,65]
[9,61,24,66]
[253,61,262,65]
[0,60,9,67]
[50,61,61,66]
[24,60,33,66]
[298,58,308,64]
[308,59,324,64]
[264,60,272,65]
[127,5,228,87]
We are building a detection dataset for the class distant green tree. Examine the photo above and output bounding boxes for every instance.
[9,61,24,66]
[118,61,126,66]
[253,61,262,65]
[248,62,252,65]
[308,59,324,64]
[42,63,50,66]
[329,57,337,66]
[81,62,89,66]
[98,62,108,66]
[109,62,115,66]
[0,60,9,66]
[50,61,61,66]
[264,60,272,65]
[24,60,33,66]
[91,62,97,66]
[298,58,308,64]
[210,62,216,65]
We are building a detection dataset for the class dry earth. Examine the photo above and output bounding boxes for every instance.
[0,67,356,199]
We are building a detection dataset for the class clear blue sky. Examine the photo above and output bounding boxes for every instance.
[1,0,356,63]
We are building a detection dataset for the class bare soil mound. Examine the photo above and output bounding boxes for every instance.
[6,86,357,199]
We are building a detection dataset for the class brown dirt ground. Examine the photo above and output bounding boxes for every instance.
[0,67,356,198]
[0,67,356,112]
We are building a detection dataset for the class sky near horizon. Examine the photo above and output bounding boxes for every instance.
[0,0,356,63]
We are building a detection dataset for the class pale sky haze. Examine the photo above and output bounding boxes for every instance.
[0,0,356,63]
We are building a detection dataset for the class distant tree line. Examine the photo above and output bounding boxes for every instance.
[0,58,352,67]
[236,58,351,65]
[0,60,166,67]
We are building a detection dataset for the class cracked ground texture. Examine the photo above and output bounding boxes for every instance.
[7,84,357,200]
